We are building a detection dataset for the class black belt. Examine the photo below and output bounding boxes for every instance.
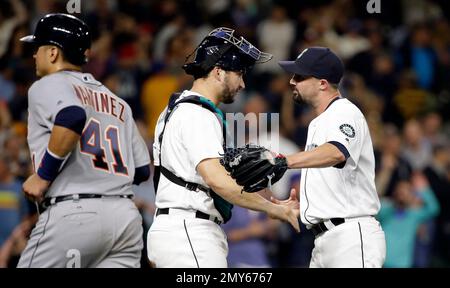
[39,194,133,213]
[310,218,345,237]
[156,208,222,225]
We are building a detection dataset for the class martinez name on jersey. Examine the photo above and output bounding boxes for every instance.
[72,84,126,122]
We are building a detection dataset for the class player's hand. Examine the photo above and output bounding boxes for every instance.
[268,203,300,233]
[271,188,300,210]
[22,173,50,203]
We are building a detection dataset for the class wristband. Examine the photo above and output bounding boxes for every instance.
[37,149,66,181]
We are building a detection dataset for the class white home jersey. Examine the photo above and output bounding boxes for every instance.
[300,97,380,225]
[27,71,150,198]
[153,90,225,222]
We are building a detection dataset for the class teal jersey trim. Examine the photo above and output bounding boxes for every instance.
[198,96,228,129]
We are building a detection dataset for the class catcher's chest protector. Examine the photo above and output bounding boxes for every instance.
[153,93,233,223]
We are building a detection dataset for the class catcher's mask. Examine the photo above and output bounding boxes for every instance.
[20,13,91,66]
[183,27,272,78]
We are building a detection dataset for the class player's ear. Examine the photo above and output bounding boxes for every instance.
[213,66,224,82]
[48,46,60,63]
[319,79,328,91]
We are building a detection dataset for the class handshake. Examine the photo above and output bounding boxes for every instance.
[220,144,288,192]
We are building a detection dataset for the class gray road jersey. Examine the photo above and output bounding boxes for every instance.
[27,71,150,198]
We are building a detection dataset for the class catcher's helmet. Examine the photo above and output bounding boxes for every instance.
[183,27,272,78]
[20,13,91,65]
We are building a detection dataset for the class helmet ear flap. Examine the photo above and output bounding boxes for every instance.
[182,62,211,79]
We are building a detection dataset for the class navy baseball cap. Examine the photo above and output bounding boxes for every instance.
[278,47,344,84]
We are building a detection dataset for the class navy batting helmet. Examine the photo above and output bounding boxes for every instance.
[20,13,91,65]
[183,27,272,78]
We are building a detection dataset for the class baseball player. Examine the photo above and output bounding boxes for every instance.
[276,47,386,268]
[17,14,150,268]
[147,27,300,268]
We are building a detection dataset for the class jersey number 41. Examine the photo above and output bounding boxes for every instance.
[80,118,128,176]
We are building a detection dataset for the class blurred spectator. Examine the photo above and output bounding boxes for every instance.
[0,0,27,59]
[29,0,58,32]
[377,173,440,268]
[104,33,147,119]
[256,4,295,74]
[348,23,399,107]
[231,0,259,34]
[433,18,450,96]
[398,23,438,91]
[198,0,232,24]
[421,112,448,147]
[343,73,384,145]
[0,61,16,104]
[152,11,185,63]
[402,119,433,171]
[84,0,116,41]
[0,215,37,268]
[141,28,194,138]
[0,101,12,133]
[2,129,30,181]
[393,70,435,123]
[222,206,275,268]
[117,0,152,23]
[84,32,114,80]
[0,154,30,248]
[423,143,450,266]
[374,124,413,197]
[8,69,32,123]
[336,19,371,61]
[401,0,444,26]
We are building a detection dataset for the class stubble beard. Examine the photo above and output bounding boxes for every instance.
[221,76,238,104]
[222,88,236,104]
[292,89,304,104]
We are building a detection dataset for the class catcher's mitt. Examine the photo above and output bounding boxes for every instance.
[220,144,288,192]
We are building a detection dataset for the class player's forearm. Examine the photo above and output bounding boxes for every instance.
[209,172,277,214]
[286,143,346,169]
[48,125,81,157]
[198,158,279,215]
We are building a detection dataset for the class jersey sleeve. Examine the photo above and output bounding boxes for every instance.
[180,106,224,169]
[324,110,363,167]
[131,119,151,168]
[28,74,84,124]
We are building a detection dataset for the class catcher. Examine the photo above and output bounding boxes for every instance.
[147,27,299,268]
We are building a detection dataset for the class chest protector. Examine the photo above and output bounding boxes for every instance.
[154,93,233,223]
